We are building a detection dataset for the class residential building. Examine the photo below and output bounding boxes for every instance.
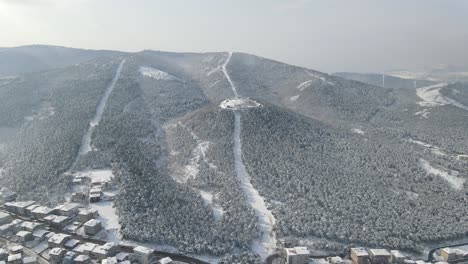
[49,248,66,264]
[63,251,77,264]
[74,255,91,264]
[7,254,22,264]
[16,231,33,242]
[391,250,405,264]
[22,256,37,264]
[157,257,173,264]
[48,233,71,248]
[115,252,130,262]
[32,229,50,241]
[31,206,54,219]
[351,248,370,264]
[284,247,310,264]
[73,243,97,255]
[0,212,11,226]
[457,155,468,161]
[84,219,102,236]
[102,257,118,264]
[91,243,116,259]
[57,203,80,217]
[64,239,80,250]
[134,246,154,264]
[8,246,23,255]
[78,209,98,223]
[0,248,7,261]
[368,249,392,264]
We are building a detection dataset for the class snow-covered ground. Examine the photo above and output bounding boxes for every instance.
[139,66,179,81]
[414,109,430,119]
[73,169,114,182]
[418,159,465,190]
[297,80,313,91]
[199,190,224,221]
[221,52,238,97]
[351,128,365,135]
[407,138,446,156]
[79,60,126,155]
[233,112,276,260]
[416,83,468,111]
[219,98,262,110]
[290,95,300,102]
[181,140,210,183]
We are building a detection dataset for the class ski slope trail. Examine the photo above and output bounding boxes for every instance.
[222,52,238,97]
[222,53,276,258]
[79,59,126,155]
[233,113,277,259]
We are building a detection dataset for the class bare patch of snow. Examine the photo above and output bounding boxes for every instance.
[89,201,121,230]
[290,95,300,102]
[407,138,446,156]
[199,190,224,221]
[414,109,430,119]
[297,80,313,91]
[351,128,365,135]
[418,159,465,190]
[74,169,114,182]
[139,66,179,81]
[219,98,262,110]
[233,113,276,259]
[182,141,210,183]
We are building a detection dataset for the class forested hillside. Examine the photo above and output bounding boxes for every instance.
[0,48,466,260]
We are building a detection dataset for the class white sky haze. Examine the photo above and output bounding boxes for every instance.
[0,0,467,73]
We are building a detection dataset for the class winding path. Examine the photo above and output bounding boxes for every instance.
[221,52,277,260]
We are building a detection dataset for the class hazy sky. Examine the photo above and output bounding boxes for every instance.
[0,0,467,73]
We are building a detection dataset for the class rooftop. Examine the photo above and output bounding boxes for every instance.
[134,246,154,254]
[352,248,369,257]
[285,247,310,256]
[369,249,391,256]
[48,233,70,244]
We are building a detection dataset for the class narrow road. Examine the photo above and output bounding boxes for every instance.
[79,59,126,156]
[221,52,277,260]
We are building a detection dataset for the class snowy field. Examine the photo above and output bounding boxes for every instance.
[418,159,465,190]
[219,98,262,110]
[139,66,179,81]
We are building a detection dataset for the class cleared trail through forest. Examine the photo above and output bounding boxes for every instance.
[78,59,126,156]
[222,52,277,260]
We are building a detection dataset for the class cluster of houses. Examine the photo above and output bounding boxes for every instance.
[0,244,38,264]
[284,246,465,264]
[0,200,177,264]
[71,174,114,204]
